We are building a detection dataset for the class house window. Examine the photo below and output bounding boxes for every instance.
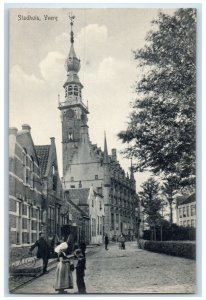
[183,207,186,218]
[22,148,27,184]
[68,131,73,140]
[179,208,182,218]
[71,177,74,182]
[52,165,57,191]
[191,219,195,227]
[92,218,96,237]
[30,157,34,188]
[79,181,82,188]
[16,202,22,245]
[95,175,98,180]
[97,216,100,235]
[191,204,196,216]
[111,213,114,230]
[186,206,190,217]
[48,206,55,237]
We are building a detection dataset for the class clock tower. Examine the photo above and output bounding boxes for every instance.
[58,14,89,176]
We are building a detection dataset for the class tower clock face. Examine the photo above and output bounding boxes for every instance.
[65,109,75,119]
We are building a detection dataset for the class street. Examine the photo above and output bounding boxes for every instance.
[12,241,196,294]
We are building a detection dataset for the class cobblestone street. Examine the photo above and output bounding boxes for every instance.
[12,241,196,295]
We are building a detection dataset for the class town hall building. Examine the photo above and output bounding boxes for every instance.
[58,15,139,240]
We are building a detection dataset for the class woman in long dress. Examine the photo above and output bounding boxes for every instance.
[54,242,73,293]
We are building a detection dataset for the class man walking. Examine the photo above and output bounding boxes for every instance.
[29,232,50,274]
[104,234,109,250]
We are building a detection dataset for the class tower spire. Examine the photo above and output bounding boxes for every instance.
[69,12,75,44]
[103,132,109,164]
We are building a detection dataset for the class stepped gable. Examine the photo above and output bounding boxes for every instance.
[35,145,50,176]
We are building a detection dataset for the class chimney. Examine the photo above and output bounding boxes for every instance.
[111,149,117,161]
[9,127,18,136]
[22,124,31,132]
[50,137,55,144]
[9,127,18,158]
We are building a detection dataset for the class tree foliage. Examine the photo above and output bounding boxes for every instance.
[140,178,163,228]
[118,9,196,189]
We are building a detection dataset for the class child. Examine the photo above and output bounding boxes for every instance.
[74,249,86,294]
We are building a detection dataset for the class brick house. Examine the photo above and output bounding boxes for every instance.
[35,137,70,244]
[9,125,43,260]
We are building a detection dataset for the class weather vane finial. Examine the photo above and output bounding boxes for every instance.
[69,12,75,44]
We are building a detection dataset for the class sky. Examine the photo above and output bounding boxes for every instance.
[9,7,177,191]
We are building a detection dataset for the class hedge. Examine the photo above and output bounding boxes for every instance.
[142,224,196,241]
[138,239,196,260]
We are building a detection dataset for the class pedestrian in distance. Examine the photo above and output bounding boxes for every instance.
[74,248,86,294]
[104,233,109,250]
[29,232,50,274]
[54,241,74,294]
[118,233,126,250]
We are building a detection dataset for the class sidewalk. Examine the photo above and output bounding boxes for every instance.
[9,257,58,292]
[9,245,101,292]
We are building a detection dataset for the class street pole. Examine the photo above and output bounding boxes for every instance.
[137,218,141,248]
[160,223,162,241]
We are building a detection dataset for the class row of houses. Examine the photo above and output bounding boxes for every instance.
[9,125,106,261]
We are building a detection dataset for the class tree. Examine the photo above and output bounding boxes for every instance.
[118,9,196,190]
[140,178,163,240]
[161,175,180,225]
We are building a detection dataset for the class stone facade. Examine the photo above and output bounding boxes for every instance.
[176,193,196,227]
[88,186,105,244]
[59,18,139,240]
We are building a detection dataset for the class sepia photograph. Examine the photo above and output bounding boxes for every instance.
[7,4,197,295]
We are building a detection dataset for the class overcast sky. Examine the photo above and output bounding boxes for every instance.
[9,8,177,191]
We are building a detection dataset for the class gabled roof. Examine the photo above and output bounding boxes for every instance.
[177,193,196,206]
[67,199,89,219]
[67,189,90,205]
[35,145,50,177]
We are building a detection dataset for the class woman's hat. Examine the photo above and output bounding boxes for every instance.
[54,242,68,254]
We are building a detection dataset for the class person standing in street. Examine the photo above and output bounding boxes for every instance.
[74,249,86,294]
[54,241,74,293]
[29,232,50,274]
[104,233,109,250]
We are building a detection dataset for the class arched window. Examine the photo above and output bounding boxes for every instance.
[74,85,78,96]
[68,85,73,95]
[65,86,68,97]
